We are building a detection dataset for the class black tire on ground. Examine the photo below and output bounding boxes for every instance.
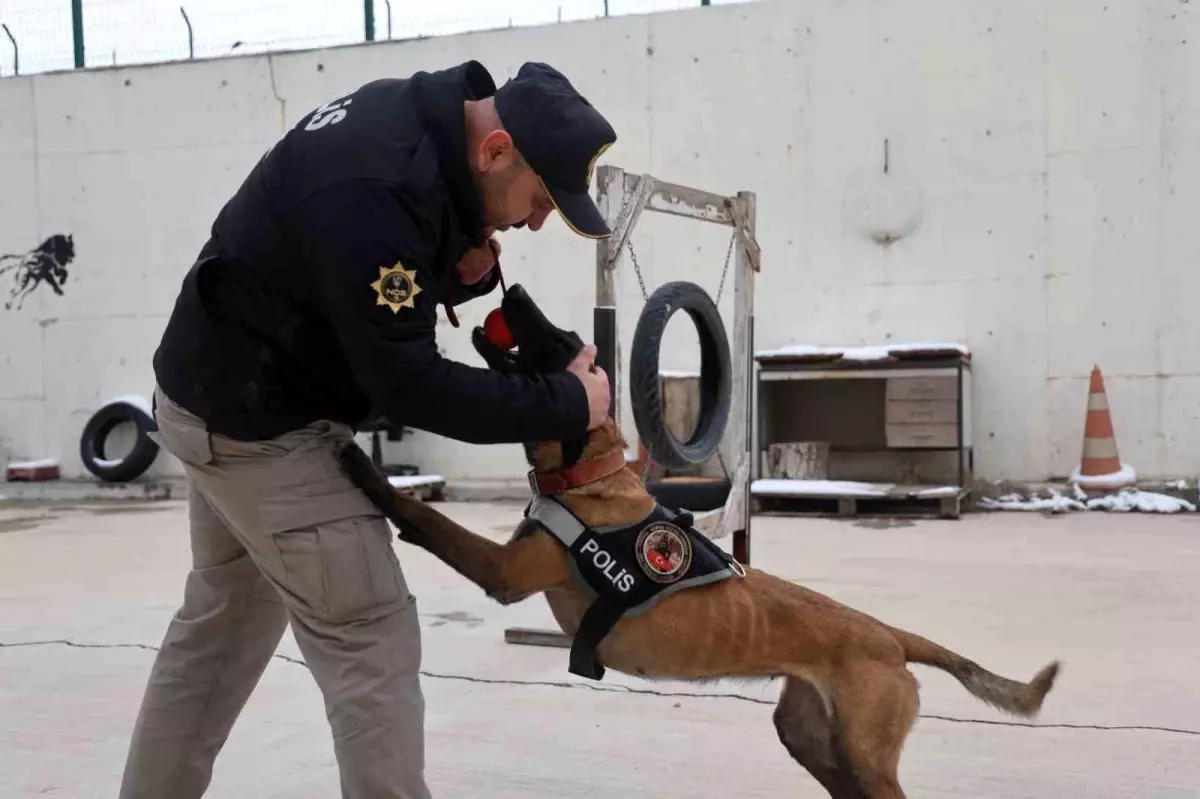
[645,477,732,513]
[79,400,160,483]
[628,280,732,471]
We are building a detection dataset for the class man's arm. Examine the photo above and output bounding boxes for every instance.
[295,179,589,445]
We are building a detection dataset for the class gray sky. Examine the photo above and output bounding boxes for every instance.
[1,0,749,76]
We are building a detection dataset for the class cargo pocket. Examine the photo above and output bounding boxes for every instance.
[271,513,410,623]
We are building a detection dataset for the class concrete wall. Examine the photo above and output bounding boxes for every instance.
[2,0,1198,484]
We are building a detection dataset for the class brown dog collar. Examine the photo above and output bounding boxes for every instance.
[529,449,628,496]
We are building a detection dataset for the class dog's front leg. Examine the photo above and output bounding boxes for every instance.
[337,443,568,604]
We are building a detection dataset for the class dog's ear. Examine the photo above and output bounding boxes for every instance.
[471,327,520,374]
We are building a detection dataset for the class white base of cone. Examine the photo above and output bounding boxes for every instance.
[1069,462,1137,491]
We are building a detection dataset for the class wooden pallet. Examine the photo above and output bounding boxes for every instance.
[751,480,968,519]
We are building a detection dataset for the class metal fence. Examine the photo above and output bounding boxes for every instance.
[0,0,743,78]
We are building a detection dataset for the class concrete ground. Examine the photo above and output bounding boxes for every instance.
[1,498,1197,798]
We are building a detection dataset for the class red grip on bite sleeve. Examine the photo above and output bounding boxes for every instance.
[483,307,515,350]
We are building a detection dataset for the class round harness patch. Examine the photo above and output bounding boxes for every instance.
[636,521,693,583]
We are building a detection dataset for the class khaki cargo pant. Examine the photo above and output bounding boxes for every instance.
[118,386,431,799]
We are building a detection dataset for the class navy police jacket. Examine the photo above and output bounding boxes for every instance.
[153,61,589,443]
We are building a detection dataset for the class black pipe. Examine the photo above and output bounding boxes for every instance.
[593,306,617,419]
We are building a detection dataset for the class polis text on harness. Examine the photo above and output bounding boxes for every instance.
[522,491,743,681]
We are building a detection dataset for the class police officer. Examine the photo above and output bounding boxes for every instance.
[118,60,615,799]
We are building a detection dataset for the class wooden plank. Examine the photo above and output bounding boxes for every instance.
[885,399,958,424]
[939,494,963,519]
[759,367,960,382]
[504,627,572,648]
[754,485,969,519]
[725,190,755,485]
[605,173,653,268]
[886,375,959,401]
[886,423,958,448]
[622,172,736,225]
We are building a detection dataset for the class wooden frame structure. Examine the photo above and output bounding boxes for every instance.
[504,166,762,650]
[592,165,760,564]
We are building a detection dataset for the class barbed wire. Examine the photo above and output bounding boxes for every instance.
[0,0,750,78]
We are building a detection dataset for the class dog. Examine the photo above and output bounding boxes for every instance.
[336,284,1060,799]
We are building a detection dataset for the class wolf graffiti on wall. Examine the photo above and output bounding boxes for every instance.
[0,233,76,311]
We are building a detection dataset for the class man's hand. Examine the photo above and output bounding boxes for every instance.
[567,344,611,431]
[456,237,500,286]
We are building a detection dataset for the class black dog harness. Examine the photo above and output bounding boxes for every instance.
[522,494,744,680]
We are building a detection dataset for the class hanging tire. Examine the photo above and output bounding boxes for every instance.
[628,280,732,471]
[79,397,160,483]
[645,476,732,513]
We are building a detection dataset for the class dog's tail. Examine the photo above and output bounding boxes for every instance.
[889,625,1060,717]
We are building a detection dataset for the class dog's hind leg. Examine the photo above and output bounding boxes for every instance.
[827,662,920,799]
[336,441,570,604]
[773,676,869,799]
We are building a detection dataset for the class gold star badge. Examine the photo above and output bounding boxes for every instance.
[370,262,422,313]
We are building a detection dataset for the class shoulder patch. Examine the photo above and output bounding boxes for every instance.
[635,521,693,583]
[371,262,422,313]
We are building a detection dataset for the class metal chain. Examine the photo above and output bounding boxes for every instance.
[626,237,649,301]
[714,227,736,305]
[618,181,651,301]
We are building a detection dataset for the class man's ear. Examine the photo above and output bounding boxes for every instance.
[476,129,517,174]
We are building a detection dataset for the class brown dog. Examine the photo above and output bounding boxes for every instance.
[335,286,1059,799]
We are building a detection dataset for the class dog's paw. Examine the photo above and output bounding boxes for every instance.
[336,441,387,494]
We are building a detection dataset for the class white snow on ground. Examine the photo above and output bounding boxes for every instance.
[914,485,962,498]
[754,341,970,361]
[1069,463,1137,489]
[1085,490,1196,513]
[982,489,1086,513]
[983,484,1195,514]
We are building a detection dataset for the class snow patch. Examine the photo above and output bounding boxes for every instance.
[982,485,1195,514]
[6,458,59,470]
[387,475,445,489]
[751,479,891,498]
[914,485,962,498]
[1085,489,1196,513]
[981,489,1085,513]
[755,341,970,361]
[1069,463,1137,489]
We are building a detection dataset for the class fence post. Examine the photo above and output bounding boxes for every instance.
[72,0,84,67]
[364,0,375,41]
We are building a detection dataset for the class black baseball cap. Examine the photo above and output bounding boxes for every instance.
[494,62,617,239]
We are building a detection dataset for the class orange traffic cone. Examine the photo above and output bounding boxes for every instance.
[1070,365,1136,491]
